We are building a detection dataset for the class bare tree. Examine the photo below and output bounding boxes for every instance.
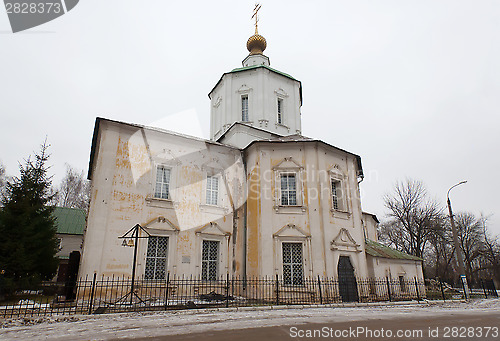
[380,178,500,284]
[54,165,90,210]
[380,179,444,259]
[478,215,500,282]
[426,220,456,282]
[454,212,484,285]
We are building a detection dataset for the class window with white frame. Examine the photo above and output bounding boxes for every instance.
[202,240,219,281]
[145,236,168,280]
[282,242,304,285]
[331,179,345,211]
[331,179,340,210]
[241,95,249,121]
[206,175,219,206]
[280,173,297,206]
[277,98,284,124]
[154,166,171,199]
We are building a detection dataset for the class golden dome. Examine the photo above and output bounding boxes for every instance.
[247,32,267,55]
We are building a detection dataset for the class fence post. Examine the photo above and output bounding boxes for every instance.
[88,273,97,315]
[439,278,446,301]
[386,277,392,302]
[164,272,170,310]
[481,279,487,299]
[414,277,420,301]
[317,275,323,305]
[226,273,230,308]
[275,274,279,305]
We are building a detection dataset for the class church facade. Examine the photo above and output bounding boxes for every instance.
[79,24,424,290]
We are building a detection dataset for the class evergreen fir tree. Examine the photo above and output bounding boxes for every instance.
[0,141,59,290]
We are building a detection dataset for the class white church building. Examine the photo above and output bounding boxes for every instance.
[79,20,424,295]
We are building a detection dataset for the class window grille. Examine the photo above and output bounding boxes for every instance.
[277,98,283,124]
[282,242,304,285]
[145,236,168,280]
[281,174,297,205]
[332,180,340,210]
[399,275,406,292]
[206,175,219,205]
[241,95,249,121]
[154,166,171,199]
[202,240,219,281]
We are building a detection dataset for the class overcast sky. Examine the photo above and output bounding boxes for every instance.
[0,0,499,235]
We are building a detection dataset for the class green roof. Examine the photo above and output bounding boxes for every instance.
[365,239,423,261]
[230,64,297,81]
[52,207,86,235]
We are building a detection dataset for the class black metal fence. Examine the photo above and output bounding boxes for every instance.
[0,275,497,318]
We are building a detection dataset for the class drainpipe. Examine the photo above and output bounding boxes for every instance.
[357,170,365,239]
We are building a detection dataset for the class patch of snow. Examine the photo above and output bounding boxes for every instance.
[0,299,499,340]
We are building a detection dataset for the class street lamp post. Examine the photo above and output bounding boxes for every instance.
[117,224,150,305]
[447,181,468,299]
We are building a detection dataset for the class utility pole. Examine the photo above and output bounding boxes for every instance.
[447,181,468,299]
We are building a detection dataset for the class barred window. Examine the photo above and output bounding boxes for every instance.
[331,180,340,210]
[399,275,406,292]
[206,175,219,206]
[282,242,304,285]
[241,95,249,121]
[277,98,283,124]
[154,166,171,199]
[202,240,219,281]
[281,174,297,206]
[145,236,168,280]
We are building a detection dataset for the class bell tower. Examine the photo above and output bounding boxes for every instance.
[208,5,303,147]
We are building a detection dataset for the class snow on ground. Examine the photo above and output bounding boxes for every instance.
[1,299,499,340]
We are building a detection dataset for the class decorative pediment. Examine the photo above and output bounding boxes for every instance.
[329,164,345,178]
[154,149,182,166]
[143,216,180,233]
[195,222,231,237]
[273,224,311,239]
[237,84,253,94]
[330,228,360,252]
[274,88,289,98]
[272,157,303,170]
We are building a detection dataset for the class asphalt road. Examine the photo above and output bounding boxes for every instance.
[128,312,500,341]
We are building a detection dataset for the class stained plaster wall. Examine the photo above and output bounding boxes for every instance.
[367,256,425,282]
[79,120,245,279]
[362,213,379,241]
[244,141,369,279]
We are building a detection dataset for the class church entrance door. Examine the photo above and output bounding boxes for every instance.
[337,256,358,302]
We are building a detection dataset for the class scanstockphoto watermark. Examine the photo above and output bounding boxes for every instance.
[290,326,424,339]
[3,0,79,33]
[289,326,499,339]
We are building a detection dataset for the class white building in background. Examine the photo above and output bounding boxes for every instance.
[79,21,424,300]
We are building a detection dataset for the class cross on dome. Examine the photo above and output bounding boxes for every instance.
[247,3,267,55]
